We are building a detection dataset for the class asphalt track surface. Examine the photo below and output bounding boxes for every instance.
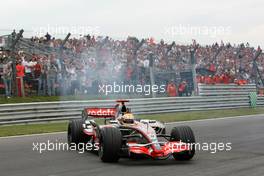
[0,114,264,176]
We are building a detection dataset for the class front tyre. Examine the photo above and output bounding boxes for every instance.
[170,126,195,160]
[98,127,122,162]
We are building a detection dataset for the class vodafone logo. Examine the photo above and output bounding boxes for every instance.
[86,108,116,117]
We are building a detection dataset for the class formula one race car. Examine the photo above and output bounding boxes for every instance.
[67,100,196,162]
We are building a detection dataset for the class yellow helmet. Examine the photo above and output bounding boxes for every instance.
[121,113,135,124]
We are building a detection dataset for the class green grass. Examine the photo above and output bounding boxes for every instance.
[138,108,264,122]
[0,96,61,104]
[0,122,68,137]
[0,94,151,104]
[0,107,264,137]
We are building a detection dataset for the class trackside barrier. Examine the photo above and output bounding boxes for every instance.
[198,83,257,96]
[0,94,263,125]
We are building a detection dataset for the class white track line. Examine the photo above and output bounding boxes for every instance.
[0,114,263,139]
[0,131,66,139]
[165,113,264,125]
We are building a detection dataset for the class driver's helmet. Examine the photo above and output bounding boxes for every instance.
[119,113,135,124]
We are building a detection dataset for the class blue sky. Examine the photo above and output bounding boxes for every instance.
[0,0,263,47]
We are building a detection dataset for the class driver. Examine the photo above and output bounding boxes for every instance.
[117,113,135,125]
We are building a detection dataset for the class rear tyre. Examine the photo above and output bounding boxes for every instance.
[98,127,122,162]
[170,126,195,160]
[67,119,90,146]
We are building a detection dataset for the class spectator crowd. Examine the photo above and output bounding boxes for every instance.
[0,31,263,98]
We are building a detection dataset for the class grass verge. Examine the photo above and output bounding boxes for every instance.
[0,94,151,104]
[138,108,264,122]
[0,107,264,137]
[0,122,68,137]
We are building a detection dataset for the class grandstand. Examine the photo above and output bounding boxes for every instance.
[0,30,263,98]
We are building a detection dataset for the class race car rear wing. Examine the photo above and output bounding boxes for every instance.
[82,107,117,119]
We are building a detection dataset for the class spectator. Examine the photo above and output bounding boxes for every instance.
[2,60,12,98]
[45,32,51,41]
[0,58,4,93]
[11,30,16,39]
[22,56,36,88]
[178,80,188,97]
[47,58,58,96]
[34,59,45,95]
[16,59,25,97]
[166,80,177,97]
